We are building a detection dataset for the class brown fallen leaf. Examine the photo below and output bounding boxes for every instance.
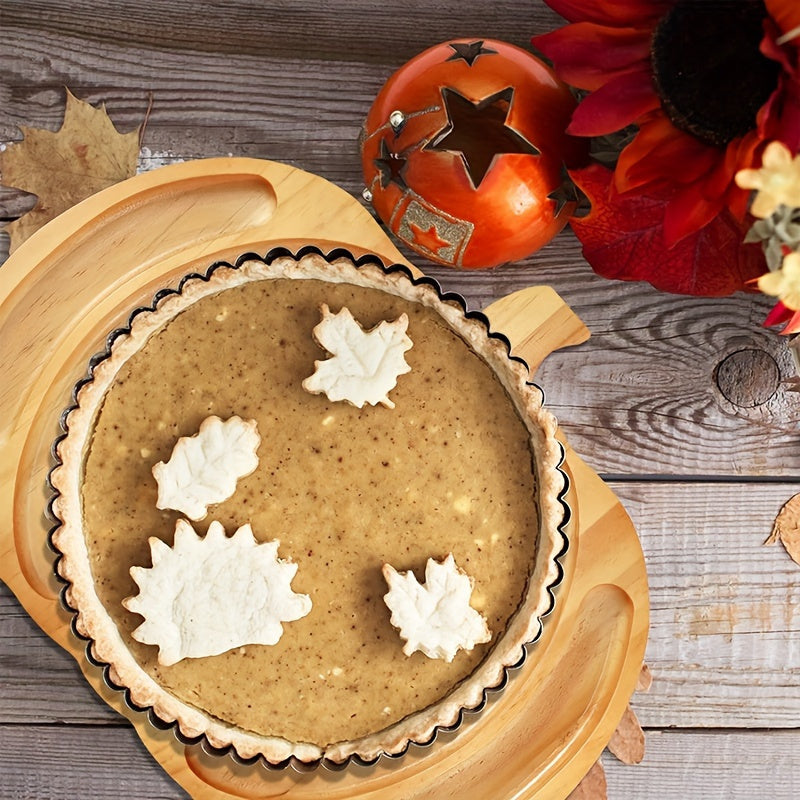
[636,662,653,693]
[606,704,645,765]
[567,759,607,799]
[766,493,800,566]
[783,377,800,393]
[0,88,141,252]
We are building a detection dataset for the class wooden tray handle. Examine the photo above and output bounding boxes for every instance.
[484,287,590,374]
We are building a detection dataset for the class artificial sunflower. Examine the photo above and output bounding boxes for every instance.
[533,0,800,296]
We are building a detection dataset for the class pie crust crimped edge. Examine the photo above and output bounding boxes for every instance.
[49,248,569,766]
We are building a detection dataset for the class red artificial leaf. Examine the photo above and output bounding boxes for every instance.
[765,0,800,38]
[569,163,767,296]
[541,0,670,27]
[764,300,800,334]
[764,300,792,326]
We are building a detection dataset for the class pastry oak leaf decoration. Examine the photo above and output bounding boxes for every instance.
[382,554,491,662]
[152,415,261,521]
[124,520,312,666]
[302,304,413,409]
[0,88,141,253]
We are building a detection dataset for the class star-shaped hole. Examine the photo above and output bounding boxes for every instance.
[425,87,539,189]
[446,40,497,67]
[374,139,408,190]
[547,171,580,216]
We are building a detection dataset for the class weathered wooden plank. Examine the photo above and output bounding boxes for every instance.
[0,723,188,799]
[615,483,800,729]
[602,730,800,799]
[0,0,562,163]
[0,585,119,724]
[4,483,800,731]
[1,724,799,799]
[0,0,564,67]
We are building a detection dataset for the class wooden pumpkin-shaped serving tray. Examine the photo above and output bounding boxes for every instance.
[0,158,648,799]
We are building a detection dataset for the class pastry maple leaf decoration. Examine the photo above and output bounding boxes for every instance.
[382,554,491,662]
[152,415,260,521]
[0,88,141,253]
[302,304,412,409]
[123,520,312,666]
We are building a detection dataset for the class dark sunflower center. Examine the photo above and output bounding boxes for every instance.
[651,0,780,148]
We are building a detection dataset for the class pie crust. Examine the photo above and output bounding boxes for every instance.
[50,248,568,765]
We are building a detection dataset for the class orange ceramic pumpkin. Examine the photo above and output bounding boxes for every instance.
[360,39,585,268]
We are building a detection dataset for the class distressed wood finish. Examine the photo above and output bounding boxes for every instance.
[4,725,800,800]
[2,1,800,798]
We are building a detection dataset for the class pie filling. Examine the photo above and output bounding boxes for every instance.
[80,276,540,746]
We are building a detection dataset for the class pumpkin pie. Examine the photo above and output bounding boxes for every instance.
[50,249,567,764]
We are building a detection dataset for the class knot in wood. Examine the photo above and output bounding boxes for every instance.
[714,348,780,408]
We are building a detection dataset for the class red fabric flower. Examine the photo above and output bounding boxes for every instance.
[533,0,800,296]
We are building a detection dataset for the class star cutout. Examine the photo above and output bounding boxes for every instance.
[446,40,497,67]
[409,221,450,256]
[425,87,539,189]
[547,174,580,216]
[374,139,408,190]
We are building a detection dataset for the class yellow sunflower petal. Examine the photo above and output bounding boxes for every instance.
[758,270,785,296]
[762,140,793,168]
[734,167,763,192]
[782,251,800,277]
[781,291,800,311]
[737,141,800,218]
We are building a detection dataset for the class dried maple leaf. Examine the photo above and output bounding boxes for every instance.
[0,88,141,252]
[606,704,646,765]
[636,662,653,693]
[766,493,800,565]
[569,163,766,296]
[124,520,311,666]
[567,760,607,800]
[302,304,413,409]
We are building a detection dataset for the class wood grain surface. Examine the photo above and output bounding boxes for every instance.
[2,1,800,798]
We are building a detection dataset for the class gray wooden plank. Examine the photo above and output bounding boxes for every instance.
[613,483,800,729]
[0,585,120,724]
[0,0,564,68]
[0,723,188,799]
[2,724,799,799]
[603,730,800,800]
